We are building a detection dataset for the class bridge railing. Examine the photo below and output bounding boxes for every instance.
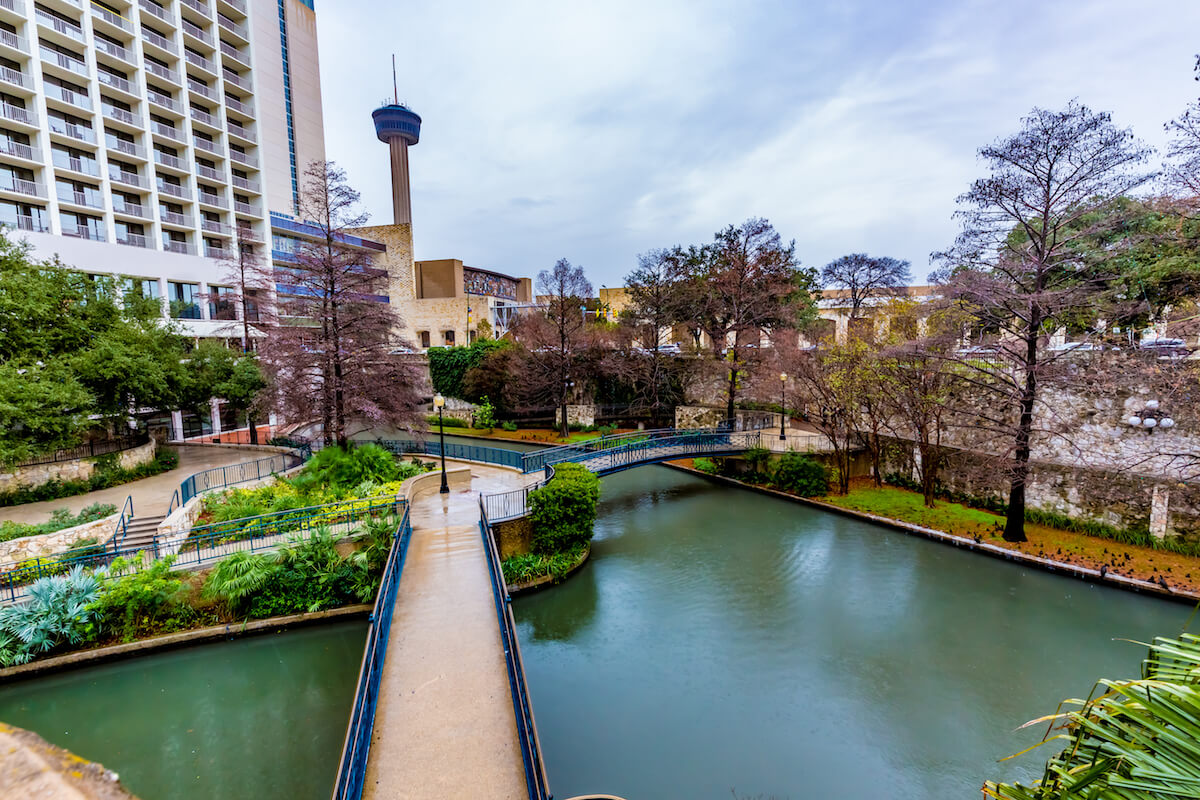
[166,451,307,515]
[521,427,689,473]
[331,503,414,800]
[479,498,552,800]
[542,429,763,473]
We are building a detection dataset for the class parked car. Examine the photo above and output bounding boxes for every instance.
[1139,337,1191,361]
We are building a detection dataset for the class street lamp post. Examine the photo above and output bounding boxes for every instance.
[779,372,788,440]
[434,393,449,493]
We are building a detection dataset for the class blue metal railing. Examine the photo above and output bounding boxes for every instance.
[479,498,552,800]
[374,439,524,470]
[166,451,307,515]
[108,494,135,553]
[331,504,414,800]
[522,429,758,474]
[520,428,675,473]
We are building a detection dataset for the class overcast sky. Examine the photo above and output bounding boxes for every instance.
[315,0,1200,288]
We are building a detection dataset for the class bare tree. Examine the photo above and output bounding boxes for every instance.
[821,254,913,321]
[1164,55,1200,204]
[686,218,803,421]
[617,248,689,421]
[213,239,274,443]
[781,341,862,494]
[934,101,1155,541]
[516,259,593,437]
[261,161,423,446]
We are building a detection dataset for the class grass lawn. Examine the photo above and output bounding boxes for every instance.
[823,481,1200,594]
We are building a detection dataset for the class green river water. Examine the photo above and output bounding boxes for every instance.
[0,436,1190,799]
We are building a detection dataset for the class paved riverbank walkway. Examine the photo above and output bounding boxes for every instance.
[0,445,278,526]
[363,463,528,800]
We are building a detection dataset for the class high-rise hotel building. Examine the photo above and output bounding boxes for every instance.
[0,0,328,344]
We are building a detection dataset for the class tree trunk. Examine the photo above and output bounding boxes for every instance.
[870,428,882,487]
[920,442,936,508]
[725,359,737,423]
[1004,332,1040,543]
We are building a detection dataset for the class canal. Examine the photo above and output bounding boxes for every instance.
[0,621,366,800]
[512,464,1192,799]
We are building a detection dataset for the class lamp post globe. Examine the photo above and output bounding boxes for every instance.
[779,373,788,440]
[434,393,449,493]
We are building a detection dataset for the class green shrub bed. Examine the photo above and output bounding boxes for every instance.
[0,502,117,544]
[500,463,601,587]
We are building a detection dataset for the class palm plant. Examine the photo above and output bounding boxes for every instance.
[985,633,1200,799]
[0,567,100,666]
[202,551,276,612]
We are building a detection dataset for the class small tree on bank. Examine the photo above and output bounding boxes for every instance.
[261,161,423,446]
[934,101,1155,542]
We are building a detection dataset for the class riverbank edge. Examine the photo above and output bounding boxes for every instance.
[507,544,592,595]
[663,463,1200,606]
[0,603,373,682]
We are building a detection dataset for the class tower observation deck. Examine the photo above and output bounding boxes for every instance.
[372,104,422,225]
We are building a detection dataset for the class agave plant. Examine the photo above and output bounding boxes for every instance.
[985,633,1200,799]
[0,566,100,665]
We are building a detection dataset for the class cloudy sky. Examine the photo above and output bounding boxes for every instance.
[315,0,1200,287]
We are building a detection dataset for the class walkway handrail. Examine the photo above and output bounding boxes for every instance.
[521,428,675,473]
[331,503,414,800]
[107,494,135,553]
[5,432,149,468]
[374,438,524,470]
[479,499,552,800]
[526,429,760,474]
[165,450,307,515]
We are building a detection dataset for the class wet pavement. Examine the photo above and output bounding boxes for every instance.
[0,445,281,526]
[363,464,528,800]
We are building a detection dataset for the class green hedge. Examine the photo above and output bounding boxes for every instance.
[772,452,829,496]
[528,463,601,554]
[428,340,509,399]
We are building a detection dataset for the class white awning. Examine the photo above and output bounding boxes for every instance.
[172,319,267,339]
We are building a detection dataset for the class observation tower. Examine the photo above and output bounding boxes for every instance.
[372,102,422,225]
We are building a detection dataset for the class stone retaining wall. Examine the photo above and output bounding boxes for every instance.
[0,513,120,564]
[556,404,596,428]
[0,439,156,495]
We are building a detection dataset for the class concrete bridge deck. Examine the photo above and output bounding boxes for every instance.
[362,463,529,800]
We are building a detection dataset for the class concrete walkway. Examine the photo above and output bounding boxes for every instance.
[0,445,279,525]
[363,464,528,800]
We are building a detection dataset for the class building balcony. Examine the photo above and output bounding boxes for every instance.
[150,121,185,143]
[98,70,138,98]
[62,223,106,242]
[219,40,249,68]
[0,0,25,21]
[0,28,27,55]
[6,213,48,232]
[159,209,193,227]
[190,106,221,130]
[187,78,216,100]
[141,29,178,56]
[48,119,96,145]
[217,0,244,15]
[94,37,135,66]
[138,0,173,25]
[147,89,183,114]
[194,137,222,156]
[156,181,190,200]
[90,4,134,33]
[108,137,148,160]
[113,200,149,219]
[0,139,40,164]
[201,218,230,235]
[57,188,105,210]
[182,0,210,14]
[229,149,256,167]
[0,101,35,127]
[195,163,223,181]
[35,9,85,44]
[216,12,247,43]
[45,84,92,112]
[102,104,143,129]
[234,225,260,242]
[197,190,227,208]
[230,174,260,194]
[204,243,232,259]
[116,232,149,248]
[144,60,181,86]
[0,65,29,91]
[52,152,100,177]
[153,150,187,172]
[226,119,255,144]
[223,94,253,118]
[181,20,213,46]
[109,170,148,189]
[185,49,218,78]
[221,69,250,91]
[163,239,194,255]
[0,177,43,199]
[233,200,260,217]
[40,47,90,80]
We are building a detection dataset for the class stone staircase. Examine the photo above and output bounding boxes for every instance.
[113,514,164,553]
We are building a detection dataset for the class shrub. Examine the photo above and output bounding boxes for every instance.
[474,397,497,431]
[0,567,100,666]
[501,421,519,432]
[501,546,586,585]
[0,502,119,543]
[88,557,183,642]
[528,463,601,554]
[742,446,772,478]
[692,458,719,475]
[202,551,278,613]
[772,452,830,496]
[428,339,510,398]
[290,444,399,495]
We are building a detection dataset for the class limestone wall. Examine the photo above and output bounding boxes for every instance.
[0,439,156,495]
[556,405,595,428]
[0,513,119,564]
[675,406,724,429]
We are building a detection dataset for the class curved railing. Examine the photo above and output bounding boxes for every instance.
[524,429,761,475]
[166,450,307,515]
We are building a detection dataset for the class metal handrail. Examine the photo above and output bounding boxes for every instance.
[6,433,149,468]
[331,504,413,800]
[178,496,402,555]
[108,494,135,553]
[165,450,306,515]
[520,428,676,472]
[479,500,552,799]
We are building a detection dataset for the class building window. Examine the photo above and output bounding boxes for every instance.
[209,285,237,320]
[244,288,260,322]
[443,330,455,346]
[419,330,430,349]
[168,281,201,319]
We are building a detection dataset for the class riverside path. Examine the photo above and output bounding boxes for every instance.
[362,463,529,800]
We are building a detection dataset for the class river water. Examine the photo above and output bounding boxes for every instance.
[0,621,365,799]
[512,464,1192,800]
[0,435,1188,799]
